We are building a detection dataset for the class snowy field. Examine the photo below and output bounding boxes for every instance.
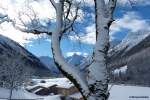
[0,84,150,100]
[0,88,61,100]
[109,85,150,100]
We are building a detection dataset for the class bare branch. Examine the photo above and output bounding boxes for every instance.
[49,0,57,9]
[0,14,12,24]
[62,2,79,33]
[13,25,52,35]
[65,0,72,19]
[128,0,136,8]
[108,0,117,18]
[51,1,90,98]
[12,7,52,36]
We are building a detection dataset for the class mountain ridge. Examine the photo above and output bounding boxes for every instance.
[0,34,51,77]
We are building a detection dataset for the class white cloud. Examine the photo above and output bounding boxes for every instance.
[69,24,96,45]
[75,0,94,7]
[0,0,55,46]
[0,0,55,20]
[70,11,150,44]
[45,38,51,42]
[0,0,150,46]
[66,52,88,57]
[110,12,150,36]
[28,0,55,19]
[118,0,150,6]
[80,24,96,44]
[0,22,38,46]
[75,0,150,7]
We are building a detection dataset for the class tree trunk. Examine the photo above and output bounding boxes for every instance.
[9,81,14,100]
[86,0,111,100]
[51,1,89,99]
[9,88,13,100]
[51,0,116,100]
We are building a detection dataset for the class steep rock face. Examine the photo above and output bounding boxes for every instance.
[0,34,51,77]
[108,31,150,85]
[126,47,150,85]
[108,31,150,69]
[67,53,85,66]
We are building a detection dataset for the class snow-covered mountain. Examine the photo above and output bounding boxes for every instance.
[108,31,150,86]
[110,39,121,48]
[109,31,150,67]
[39,56,60,75]
[67,53,85,66]
[39,54,86,75]
[0,34,51,77]
[109,31,150,57]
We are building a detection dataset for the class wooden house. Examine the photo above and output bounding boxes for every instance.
[54,85,79,96]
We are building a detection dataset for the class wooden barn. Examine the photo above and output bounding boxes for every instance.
[26,78,83,99]
[54,85,79,96]
[26,85,57,96]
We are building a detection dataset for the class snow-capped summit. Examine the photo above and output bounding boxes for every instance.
[39,53,87,75]
[108,31,150,86]
[67,53,85,66]
[39,56,60,75]
[109,31,150,56]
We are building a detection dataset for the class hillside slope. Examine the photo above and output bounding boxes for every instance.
[108,31,150,85]
[0,34,51,77]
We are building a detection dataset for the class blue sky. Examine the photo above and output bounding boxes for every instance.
[0,0,150,57]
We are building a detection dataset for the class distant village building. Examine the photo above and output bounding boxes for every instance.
[54,85,78,96]
[26,78,84,100]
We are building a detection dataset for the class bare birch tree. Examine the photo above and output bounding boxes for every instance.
[0,0,117,99]
[49,0,117,100]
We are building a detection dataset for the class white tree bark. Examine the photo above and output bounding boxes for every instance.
[0,0,116,99]
[51,0,89,99]
[50,0,117,100]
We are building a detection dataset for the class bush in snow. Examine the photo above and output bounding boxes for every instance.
[0,51,33,99]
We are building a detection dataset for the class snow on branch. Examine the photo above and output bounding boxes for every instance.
[62,2,79,33]
[13,24,52,35]
[12,8,52,35]
[108,0,117,18]
[51,1,90,98]
[0,14,12,24]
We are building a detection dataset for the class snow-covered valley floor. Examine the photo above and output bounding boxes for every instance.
[0,84,150,100]
[0,87,61,100]
[109,85,150,100]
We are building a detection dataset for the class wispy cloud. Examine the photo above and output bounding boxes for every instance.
[79,24,96,44]
[69,24,96,44]
[70,11,150,44]
[110,11,150,36]
[0,22,38,46]
[0,0,150,46]
[0,0,55,46]
[71,0,150,7]
[118,0,150,6]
